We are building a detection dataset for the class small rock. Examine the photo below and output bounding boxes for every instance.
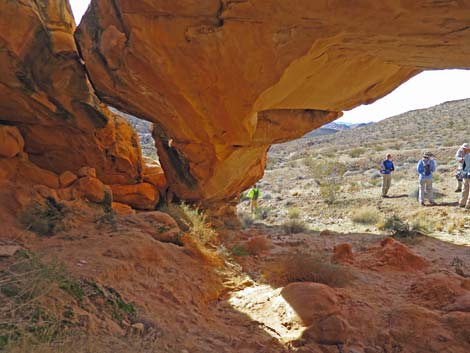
[128,322,145,336]
[320,229,331,236]
[0,245,22,257]
[77,166,97,178]
[0,126,24,158]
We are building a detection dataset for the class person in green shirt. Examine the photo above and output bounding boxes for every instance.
[248,184,261,214]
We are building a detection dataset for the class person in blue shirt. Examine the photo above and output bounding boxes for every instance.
[459,151,470,208]
[416,151,436,206]
[380,153,395,197]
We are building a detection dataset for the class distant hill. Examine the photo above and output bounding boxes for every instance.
[303,121,373,138]
[274,98,470,156]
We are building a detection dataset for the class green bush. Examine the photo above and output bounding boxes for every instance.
[287,207,301,219]
[319,183,341,204]
[349,147,366,158]
[382,215,428,238]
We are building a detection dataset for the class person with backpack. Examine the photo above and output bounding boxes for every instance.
[454,143,470,192]
[248,184,261,214]
[380,153,395,198]
[459,149,470,208]
[416,151,436,206]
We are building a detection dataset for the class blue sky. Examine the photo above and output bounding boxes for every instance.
[69,1,470,124]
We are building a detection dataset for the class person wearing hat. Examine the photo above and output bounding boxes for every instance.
[459,147,470,208]
[416,151,436,206]
[379,153,395,197]
[454,143,470,192]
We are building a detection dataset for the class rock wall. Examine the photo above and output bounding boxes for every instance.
[0,0,143,185]
[76,0,470,205]
[3,0,470,210]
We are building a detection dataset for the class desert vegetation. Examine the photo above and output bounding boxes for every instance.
[237,99,470,245]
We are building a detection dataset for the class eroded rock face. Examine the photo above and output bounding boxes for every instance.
[0,0,143,185]
[76,0,470,204]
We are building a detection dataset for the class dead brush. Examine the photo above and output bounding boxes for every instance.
[0,251,78,350]
[262,251,354,288]
[243,236,271,256]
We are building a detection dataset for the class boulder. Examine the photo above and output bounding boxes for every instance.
[0,126,24,158]
[135,211,182,244]
[76,176,111,204]
[281,282,341,326]
[112,202,135,216]
[302,314,350,345]
[143,164,168,192]
[59,171,78,187]
[0,0,143,185]
[110,183,159,210]
[77,167,97,178]
[332,243,354,264]
[0,157,59,188]
[376,237,428,271]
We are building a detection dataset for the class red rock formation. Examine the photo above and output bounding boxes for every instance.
[76,0,470,206]
[0,0,143,185]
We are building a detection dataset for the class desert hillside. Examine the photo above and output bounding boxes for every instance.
[238,99,470,245]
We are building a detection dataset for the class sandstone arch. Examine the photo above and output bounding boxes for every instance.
[2,0,470,215]
[75,0,470,212]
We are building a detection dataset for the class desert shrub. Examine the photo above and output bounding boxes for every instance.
[253,206,271,220]
[0,252,80,349]
[160,203,216,246]
[319,183,341,204]
[231,245,249,257]
[238,212,254,228]
[307,159,346,182]
[382,215,428,238]
[287,207,301,219]
[347,182,361,192]
[281,219,309,234]
[373,145,385,152]
[263,251,354,287]
[244,237,271,255]
[351,206,381,225]
[17,198,66,236]
[368,177,380,186]
[348,147,365,158]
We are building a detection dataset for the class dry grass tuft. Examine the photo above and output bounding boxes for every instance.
[351,206,381,225]
[282,219,309,234]
[262,251,354,288]
[244,237,271,255]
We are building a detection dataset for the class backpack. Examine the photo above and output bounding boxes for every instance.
[423,159,432,176]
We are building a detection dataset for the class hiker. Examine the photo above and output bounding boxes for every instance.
[416,151,436,206]
[459,148,470,208]
[454,143,470,192]
[380,153,395,197]
[248,184,261,214]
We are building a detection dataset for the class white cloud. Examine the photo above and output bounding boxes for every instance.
[338,70,470,124]
[69,0,91,24]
